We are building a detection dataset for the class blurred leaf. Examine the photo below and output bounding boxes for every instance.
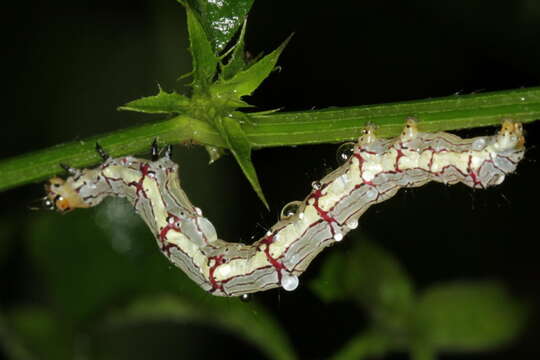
[220,20,247,80]
[216,114,269,208]
[26,198,257,328]
[6,306,72,360]
[413,281,527,352]
[409,344,436,360]
[330,330,390,360]
[343,240,414,324]
[26,202,211,325]
[107,294,296,360]
[211,34,292,99]
[0,312,36,360]
[309,251,348,303]
[185,4,219,91]
[118,86,190,114]
[311,238,414,327]
[27,211,143,324]
[184,0,254,53]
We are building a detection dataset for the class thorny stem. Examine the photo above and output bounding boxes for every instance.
[0,87,539,192]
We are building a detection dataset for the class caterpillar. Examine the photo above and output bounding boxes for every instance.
[43,119,525,297]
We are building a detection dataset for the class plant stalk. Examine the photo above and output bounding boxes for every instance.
[1,87,539,192]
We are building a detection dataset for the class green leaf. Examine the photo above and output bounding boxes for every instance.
[107,294,296,360]
[413,281,527,352]
[118,86,190,114]
[343,240,414,320]
[310,239,414,330]
[25,203,207,325]
[204,145,226,164]
[185,0,254,53]
[309,251,348,303]
[27,211,144,324]
[217,113,269,208]
[330,330,390,360]
[185,4,219,91]
[6,306,73,360]
[211,34,292,99]
[220,20,247,80]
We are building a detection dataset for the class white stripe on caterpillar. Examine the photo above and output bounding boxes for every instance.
[44,119,525,297]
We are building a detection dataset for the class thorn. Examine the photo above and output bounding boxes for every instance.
[95,142,110,161]
[60,163,78,176]
[151,139,159,161]
[164,144,173,159]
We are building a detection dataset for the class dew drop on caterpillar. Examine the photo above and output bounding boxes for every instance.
[44,119,526,297]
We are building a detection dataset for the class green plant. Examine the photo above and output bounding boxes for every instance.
[0,1,537,359]
[0,1,538,203]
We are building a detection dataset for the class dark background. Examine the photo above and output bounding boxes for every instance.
[1,0,539,359]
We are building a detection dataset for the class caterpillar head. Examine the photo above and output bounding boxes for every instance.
[494,120,525,151]
[43,177,89,212]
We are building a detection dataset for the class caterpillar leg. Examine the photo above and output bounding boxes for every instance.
[95,142,110,161]
[164,144,173,159]
[151,139,160,161]
[60,163,80,177]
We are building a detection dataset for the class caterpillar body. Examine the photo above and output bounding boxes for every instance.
[44,119,525,297]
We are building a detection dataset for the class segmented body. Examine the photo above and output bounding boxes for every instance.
[45,119,525,296]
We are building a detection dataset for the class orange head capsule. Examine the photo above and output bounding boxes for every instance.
[43,177,89,212]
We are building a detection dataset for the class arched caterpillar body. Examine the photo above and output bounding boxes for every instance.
[44,119,525,297]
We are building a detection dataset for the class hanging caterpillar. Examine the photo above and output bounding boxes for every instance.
[43,119,525,297]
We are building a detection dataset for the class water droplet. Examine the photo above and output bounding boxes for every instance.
[167,216,175,224]
[280,201,302,220]
[334,232,343,241]
[240,293,251,302]
[311,181,322,190]
[336,142,355,165]
[346,218,358,230]
[281,272,299,291]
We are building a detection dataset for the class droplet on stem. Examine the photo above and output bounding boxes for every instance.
[280,201,302,220]
[336,142,355,165]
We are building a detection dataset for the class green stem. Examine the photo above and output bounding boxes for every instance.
[248,86,540,146]
[1,87,539,192]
